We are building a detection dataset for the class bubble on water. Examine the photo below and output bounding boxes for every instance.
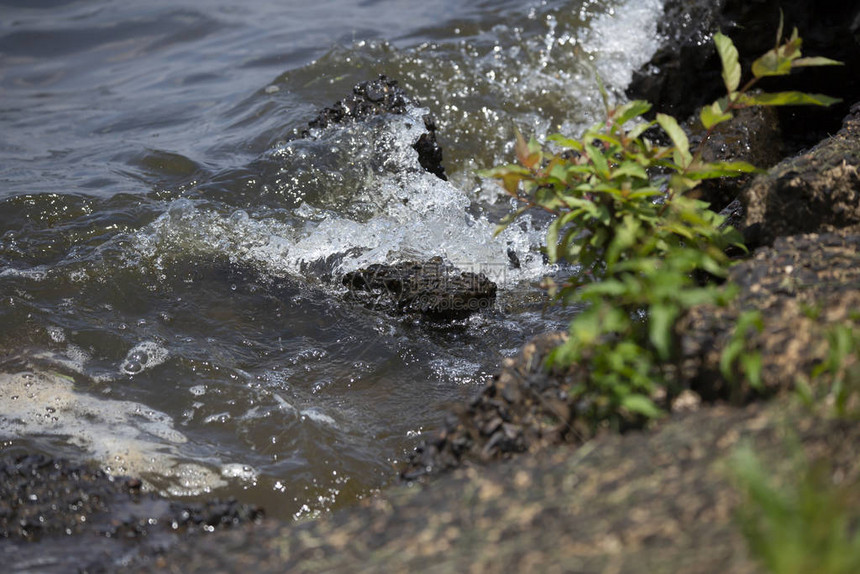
[203,412,231,424]
[189,385,206,396]
[121,341,168,375]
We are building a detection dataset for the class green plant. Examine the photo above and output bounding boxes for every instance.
[732,444,860,574]
[481,21,840,428]
[796,323,860,418]
[720,309,765,393]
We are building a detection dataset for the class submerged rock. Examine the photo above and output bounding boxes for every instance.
[342,257,497,321]
[304,74,447,180]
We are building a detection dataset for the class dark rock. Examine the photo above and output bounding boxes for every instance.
[304,74,447,180]
[741,102,860,248]
[687,105,783,210]
[717,199,744,233]
[400,332,581,479]
[629,0,860,153]
[342,257,496,321]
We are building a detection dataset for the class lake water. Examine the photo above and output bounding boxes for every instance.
[0,0,663,520]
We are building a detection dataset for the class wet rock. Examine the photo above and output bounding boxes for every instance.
[741,102,860,248]
[342,257,497,321]
[304,74,447,180]
[629,0,860,153]
[400,332,582,479]
[678,230,860,401]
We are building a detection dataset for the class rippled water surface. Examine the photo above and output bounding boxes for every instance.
[0,0,663,519]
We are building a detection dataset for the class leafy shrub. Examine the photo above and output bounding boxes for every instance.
[481,20,840,429]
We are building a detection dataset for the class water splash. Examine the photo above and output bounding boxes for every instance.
[125,104,549,289]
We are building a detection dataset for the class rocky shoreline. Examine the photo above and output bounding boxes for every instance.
[2,1,859,572]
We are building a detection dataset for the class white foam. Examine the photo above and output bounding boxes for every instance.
[0,368,231,496]
[221,463,258,482]
[0,266,48,281]
[46,326,65,343]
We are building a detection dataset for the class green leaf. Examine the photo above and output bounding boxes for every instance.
[620,394,663,419]
[548,162,569,183]
[741,352,764,390]
[649,303,680,360]
[579,280,630,298]
[626,121,653,141]
[686,160,763,180]
[477,164,524,179]
[547,134,583,151]
[739,91,841,107]
[610,161,648,181]
[613,100,652,127]
[714,32,742,92]
[700,100,734,130]
[545,216,563,263]
[752,48,792,78]
[751,25,804,79]
[792,56,843,68]
[584,143,610,179]
[656,113,692,168]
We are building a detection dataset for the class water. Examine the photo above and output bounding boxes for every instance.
[0,0,664,520]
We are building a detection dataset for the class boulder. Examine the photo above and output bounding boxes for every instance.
[741,102,860,248]
[687,104,783,210]
[342,257,497,321]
